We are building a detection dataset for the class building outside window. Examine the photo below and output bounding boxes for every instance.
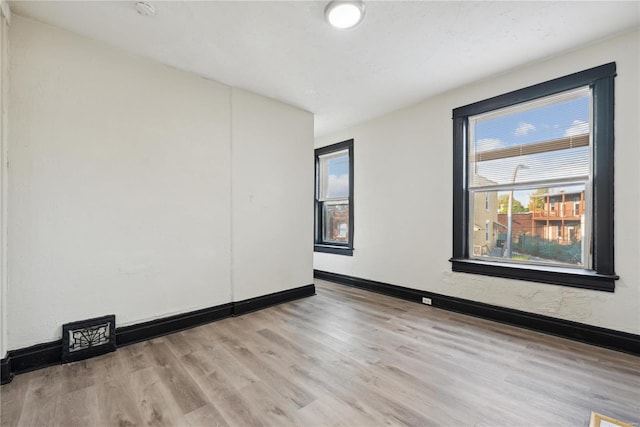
[451,63,618,291]
[314,139,354,256]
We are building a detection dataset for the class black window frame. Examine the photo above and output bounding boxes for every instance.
[314,139,354,256]
[450,63,618,292]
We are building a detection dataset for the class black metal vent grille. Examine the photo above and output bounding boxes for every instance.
[62,315,116,363]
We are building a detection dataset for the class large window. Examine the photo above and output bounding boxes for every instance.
[451,63,618,291]
[315,140,354,255]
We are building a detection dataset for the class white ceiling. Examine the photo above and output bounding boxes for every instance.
[9,1,640,137]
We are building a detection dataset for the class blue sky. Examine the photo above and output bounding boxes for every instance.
[327,155,349,178]
[474,94,590,150]
[325,155,349,198]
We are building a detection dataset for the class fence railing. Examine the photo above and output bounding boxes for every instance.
[532,210,583,219]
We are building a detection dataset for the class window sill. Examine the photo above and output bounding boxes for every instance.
[314,244,353,256]
[449,258,617,292]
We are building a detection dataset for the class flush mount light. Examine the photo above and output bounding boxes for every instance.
[325,1,366,30]
[135,1,156,17]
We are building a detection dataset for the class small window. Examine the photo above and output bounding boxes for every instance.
[337,223,348,238]
[314,140,354,256]
[451,63,618,291]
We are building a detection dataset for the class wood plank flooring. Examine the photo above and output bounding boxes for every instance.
[2,280,639,426]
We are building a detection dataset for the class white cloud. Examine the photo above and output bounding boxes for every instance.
[327,174,349,198]
[475,138,504,152]
[564,120,589,136]
[515,122,536,136]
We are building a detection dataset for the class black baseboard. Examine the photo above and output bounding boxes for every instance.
[1,283,315,384]
[314,270,640,356]
[1,340,63,383]
[233,284,316,316]
[1,355,13,385]
[116,303,234,347]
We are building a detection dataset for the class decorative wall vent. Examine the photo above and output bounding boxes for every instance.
[62,315,116,363]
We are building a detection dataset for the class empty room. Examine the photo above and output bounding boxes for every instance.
[0,1,639,426]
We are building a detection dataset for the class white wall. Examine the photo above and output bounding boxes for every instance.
[231,88,314,301]
[0,7,8,358]
[7,16,313,351]
[315,29,640,335]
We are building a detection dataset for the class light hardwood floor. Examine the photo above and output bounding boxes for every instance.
[2,280,639,426]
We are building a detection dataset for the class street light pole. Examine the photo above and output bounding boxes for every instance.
[506,164,527,258]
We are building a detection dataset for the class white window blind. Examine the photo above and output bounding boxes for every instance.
[318,149,349,201]
[468,87,591,191]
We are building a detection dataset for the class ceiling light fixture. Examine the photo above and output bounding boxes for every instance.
[135,1,156,17]
[325,1,366,30]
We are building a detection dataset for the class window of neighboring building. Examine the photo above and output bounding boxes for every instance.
[314,139,354,256]
[451,63,618,291]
